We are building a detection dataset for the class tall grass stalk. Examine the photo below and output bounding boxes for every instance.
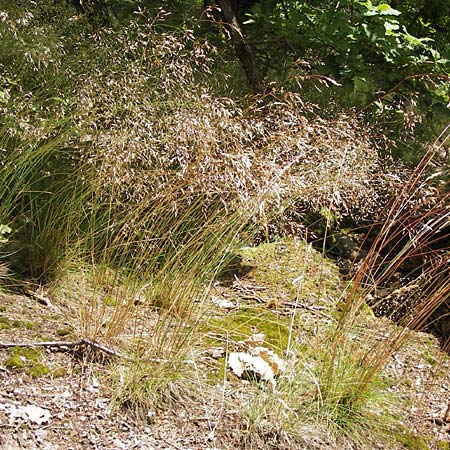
[238,124,450,447]
[326,122,450,411]
[0,122,91,281]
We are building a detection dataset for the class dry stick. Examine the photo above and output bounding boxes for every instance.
[233,275,267,292]
[359,73,450,113]
[0,339,85,350]
[0,339,171,364]
[0,339,130,358]
[281,302,335,321]
[25,289,57,309]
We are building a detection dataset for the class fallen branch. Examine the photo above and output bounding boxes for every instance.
[0,338,131,359]
[0,338,176,364]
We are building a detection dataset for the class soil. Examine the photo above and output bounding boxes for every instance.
[1,241,450,450]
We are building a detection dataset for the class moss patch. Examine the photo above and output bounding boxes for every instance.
[239,239,342,306]
[4,353,27,369]
[4,347,51,378]
[56,327,73,337]
[27,363,51,379]
[14,319,34,329]
[51,367,67,378]
[396,430,431,450]
[208,305,290,351]
[422,350,437,366]
[0,316,11,329]
[0,315,35,330]
[5,347,40,369]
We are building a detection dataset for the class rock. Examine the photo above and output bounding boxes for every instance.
[9,404,51,425]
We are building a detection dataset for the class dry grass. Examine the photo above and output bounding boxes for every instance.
[321,122,450,431]
[199,123,450,448]
[2,6,449,444]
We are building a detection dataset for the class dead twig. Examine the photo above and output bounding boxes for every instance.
[240,293,265,303]
[281,302,335,321]
[233,275,267,292]
[0,339,84,350]
[0,338,130,358]
[0,339,172,364]
[25,289,59,311]
[232,275,266,302]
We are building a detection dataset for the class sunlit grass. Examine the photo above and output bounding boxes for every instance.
[1,3,449,445]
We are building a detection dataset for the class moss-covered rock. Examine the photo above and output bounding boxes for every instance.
[239,238,342,306]
[205,239,344,354]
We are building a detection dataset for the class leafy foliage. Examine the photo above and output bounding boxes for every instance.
[230,0,450,159]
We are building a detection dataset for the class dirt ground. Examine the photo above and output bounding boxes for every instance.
[0,267,450,449]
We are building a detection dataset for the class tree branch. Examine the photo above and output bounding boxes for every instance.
[0,339,174,364]
[360,73,450,113]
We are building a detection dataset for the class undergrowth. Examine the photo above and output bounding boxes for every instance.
[0,3,449,448]
[226,125,450,448]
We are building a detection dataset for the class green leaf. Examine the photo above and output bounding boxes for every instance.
[384,21,400,34]
[362,23,374,39]
[377,4,401,16]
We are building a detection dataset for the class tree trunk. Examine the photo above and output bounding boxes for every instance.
[216,0,264,93]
